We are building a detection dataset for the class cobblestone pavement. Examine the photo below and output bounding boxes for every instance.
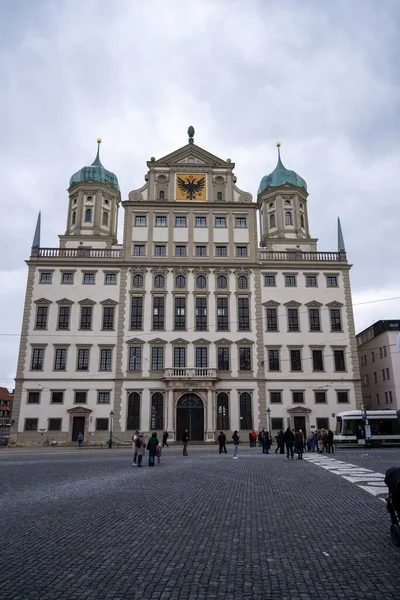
[1,446,400,600]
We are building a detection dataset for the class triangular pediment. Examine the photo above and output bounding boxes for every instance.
[284,300,301,307]
[326,301,343,307]
[148,337,167,345]
[67,406,92,414]
[193,338,211,345]
[34,298,52,305]
[151,143,232,168]
[78,298,96,305]
[126,337,145,345]
[305,301,323,308]
[56,298,73,305]
[262,300,281,307]
[235,338,254,345]
[100,299,118,306]
[171,338,190,345]
[287,406,312,414]
[215,338,233,345]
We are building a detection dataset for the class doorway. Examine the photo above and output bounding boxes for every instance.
[72,416,85,441]
[176,394,204,441]
[294,416,306,438]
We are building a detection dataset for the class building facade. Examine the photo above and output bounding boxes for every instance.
[357,320,400,411]
[11,129,361,445]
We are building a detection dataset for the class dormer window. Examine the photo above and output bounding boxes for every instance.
[285,212,292,226]
[85,208,92,223]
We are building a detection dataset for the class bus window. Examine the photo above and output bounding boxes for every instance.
[335,417,342,435]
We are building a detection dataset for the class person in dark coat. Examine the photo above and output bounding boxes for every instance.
[218,431,227,454]
[232,430,240,458]
[275,430,284,454]
[294,430,303,459]
[182,429,189,456]
[262,430,270,454]
[162,431,169,447]
[327,429,334,453]
[283,427,295,459]
[147,432,159,466]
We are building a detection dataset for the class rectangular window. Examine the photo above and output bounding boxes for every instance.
[135,215,147,226]
[264,275,276,287]
[131,297,143,330]
[31,348,44,370]
[373,372,377,383]
[100,349,112,371]
[173,347,186,368]
[316,417,329,430]
[238,297,250,331]
[271,417,284,429]
[285,275,296,287]
[236,246,248,257]
[217,347,230,371]
[315,391,327,403]
[96,418,109,430]
[195,217,207,227]
[175,216,187,227]
[98,392,110,404]
[196,347,208,369]
[154,245,166,257]
[306,275,317,287]
[54,348,67,371]
[372,351,375,362]
[268,349,280,371]
[334,350,346,372]
[270,392,282,404]
[217,297,229,331]
[386,367,390,380]
[389,391,393,403]
[155,216,167,227]
[235,217,247,228]
[175,245,187,257]
[266,308,278,331]
[58,306,70,330]
[382,368,386,381]
[385,391,389,404]
[309,309,321,331]
[35,306,48,330]
[292,391,304,404]
[51,391,64,404]
[327,276,338,287]
[77,348,90,371]
[129,347,142,371]
[312,350,324,371]
[215,246,228,257]
[80,306,93,330]
[239,347,251,370]
[40,272,52,284]
[75,391,87,404]
[151,347,164,371]
[195,245,207,257]
[61,272,74,284]
[196,297,207,331]
[337,391,349,404]
[290,350,302,371]
[152,297,165,330]
[174,297,186,331]
[330,309,342,331]
[376,393,380,405]
[133,244,146,256]
[83,272,95,284]
[287,308,299,331]
[105,273,117,285]
[48,418,62,431]
[383,346,387,357]
[102,306,115,330]
[28,391,40,404]
[215,217,226,228]
[24,418,38,431]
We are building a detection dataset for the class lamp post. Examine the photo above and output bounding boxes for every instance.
[108,410,114,449]
[267,407,272,438]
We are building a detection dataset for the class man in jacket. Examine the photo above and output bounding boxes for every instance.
[218,431,227,454]
[283,427,295,459]
[295,429,303,459]
[182,429,189,456]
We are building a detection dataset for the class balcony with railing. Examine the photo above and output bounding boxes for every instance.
[258,250,347,262]
[164,368,218,380]
[31,247,122,259]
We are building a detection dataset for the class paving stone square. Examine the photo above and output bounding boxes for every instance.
[1,446,400,600]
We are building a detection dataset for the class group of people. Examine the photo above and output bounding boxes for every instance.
[131,431,170,467]
[274,427,335,459]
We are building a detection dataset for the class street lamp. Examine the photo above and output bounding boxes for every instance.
[108,410,114,449]
[267,407,272,438]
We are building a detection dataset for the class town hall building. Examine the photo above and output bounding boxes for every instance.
[10,128,361,445]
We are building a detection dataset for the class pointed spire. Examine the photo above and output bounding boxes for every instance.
[276,142,284,169]
[338,217,346,252]
[91,138,103,167]
[32,211,41,249]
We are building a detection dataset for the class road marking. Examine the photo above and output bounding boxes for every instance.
[303,454,388,499]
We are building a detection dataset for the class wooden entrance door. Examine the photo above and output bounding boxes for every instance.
[176,394,204,441]
[72,416,85,441]
[294,416,306,438]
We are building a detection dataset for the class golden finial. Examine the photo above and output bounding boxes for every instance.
[97,137,102,144]
[276,142,281,147]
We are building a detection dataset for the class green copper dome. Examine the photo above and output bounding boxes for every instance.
[258,145,307,195]
[69,140,120,191]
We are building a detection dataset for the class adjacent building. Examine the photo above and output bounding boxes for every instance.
[10,129,361,445]
[357,320,400,410]
[0,387,13,445]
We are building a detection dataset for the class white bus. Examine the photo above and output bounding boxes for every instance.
[335,410,400,446]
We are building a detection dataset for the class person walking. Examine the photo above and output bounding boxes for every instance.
[147,432,159,467]
[156,442,162,464]
[77,432,83,448]
[320,429,328,454]
[275,430,284,454]
[162,431,169,447]
[295,429,303,459]
[283,427,295,459]
[136,433,145,467]
[182,429,189,456]
[262,430,270,454]
[312,430,319,453]
[218,431,227,454]
[327,429,335,454]
[232,430,240,458]
[132,430,140,466]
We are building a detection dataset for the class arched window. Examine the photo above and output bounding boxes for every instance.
[133,274,143,288]
[159,190,165,200]
[71,211,76,225]
[269,213,276,228]
[217,393,230,430]
[85,208,92,223]
[238,276,248,289]
[217,275,227,289]
[301,214,305,228]
[285,212,292,226]
[154,274,165,288]
[217,191,223,201]
[127,392,140,430]
[176,275,186,288]
[197,275,207,289]
[239,392,253,429]
[102,211,109,227]
[151,392,164,430]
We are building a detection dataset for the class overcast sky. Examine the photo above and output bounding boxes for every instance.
[0,0,399,389]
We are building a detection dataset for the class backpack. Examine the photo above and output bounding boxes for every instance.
[135,438,142,449]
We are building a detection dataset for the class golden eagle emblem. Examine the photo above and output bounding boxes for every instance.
[177,175,205,200]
